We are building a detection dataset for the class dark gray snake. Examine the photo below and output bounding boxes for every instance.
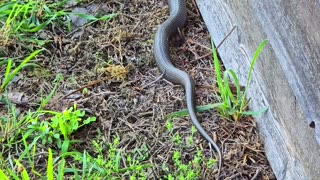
[153,0,223,176]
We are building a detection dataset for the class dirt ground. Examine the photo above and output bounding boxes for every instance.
[3,0,275,179]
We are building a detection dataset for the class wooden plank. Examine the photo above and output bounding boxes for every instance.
[196,0,320,179]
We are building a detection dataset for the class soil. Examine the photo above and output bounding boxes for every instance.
[1,0,275,179]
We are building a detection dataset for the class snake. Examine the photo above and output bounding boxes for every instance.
[153,0,223,176]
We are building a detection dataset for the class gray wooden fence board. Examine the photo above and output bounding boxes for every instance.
[196,0,320,179]
[252,0,320,142]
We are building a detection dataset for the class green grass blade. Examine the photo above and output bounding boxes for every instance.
[242,107,269,116]
[98,13,117,21]
[21,17,54,32]
[20,63,41,69]
[82,151,87,180]
[42,4,52,15]
[4,59,12,81]
[114,150,121,172]
[47,148,54,180]
[246,39,267,88]
[71,165,80,179]
[22,138,34,175]
[21,169,30,180]
[18,136,41,161]
[6,168,20,180]
[225,69,241,102]
[75,13,98,21]
[5,2,17,25]
[0,169,9,180]
[0,59,9,66]
[0,49,42,92]
[0,2,15,15]
[38,74,63,110]
[166,103,223,119]
[58,119,67,140]
[241,40,267,109]
[14,160,30,180]
[223,71,234,107]
[57,158,66,180]
[211,40,223,93]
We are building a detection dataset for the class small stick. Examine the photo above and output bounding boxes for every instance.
[216,26,237,49]
[62,76,111,99]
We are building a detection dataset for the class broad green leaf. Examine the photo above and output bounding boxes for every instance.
[83,117,96,124]
[61,140,70,153]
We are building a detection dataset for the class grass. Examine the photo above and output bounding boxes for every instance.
[0,84,152,179]
[211,39,268,121]
[0,49,42,93]
[162,119,217,179]
[0,0,116,48]
[0,63,151,178]
[0,1,150,178]
[1,79,216,179]
[0,0,71,46]
[168,40,268,121]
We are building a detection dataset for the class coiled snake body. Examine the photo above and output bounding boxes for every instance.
[153,0,223,176]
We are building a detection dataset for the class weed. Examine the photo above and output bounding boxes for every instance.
[162,149,215,180]
[173,133,182,145]
[211,39,268,121]
[1,94,151,179]
[162,120,217,179]
[0,49,42,93]
[167,40,268,121]
[74,13,117,24]
[26,103,96,151]
[0,1,116,47]
[0,0,70,46]
[66,136,152,179]
[166,119,173,132]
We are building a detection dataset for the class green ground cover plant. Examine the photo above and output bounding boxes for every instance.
[162,119,217,180]
[0,0,116,47]
[0,0,71,46]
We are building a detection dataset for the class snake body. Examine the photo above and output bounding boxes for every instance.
[153,0,223,176]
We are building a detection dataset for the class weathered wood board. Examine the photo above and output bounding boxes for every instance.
[196,0,320,179]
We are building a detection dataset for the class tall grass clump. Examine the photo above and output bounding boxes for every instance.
[212,39,268,121]
[167,40,268,121]
[0,0,71,46]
